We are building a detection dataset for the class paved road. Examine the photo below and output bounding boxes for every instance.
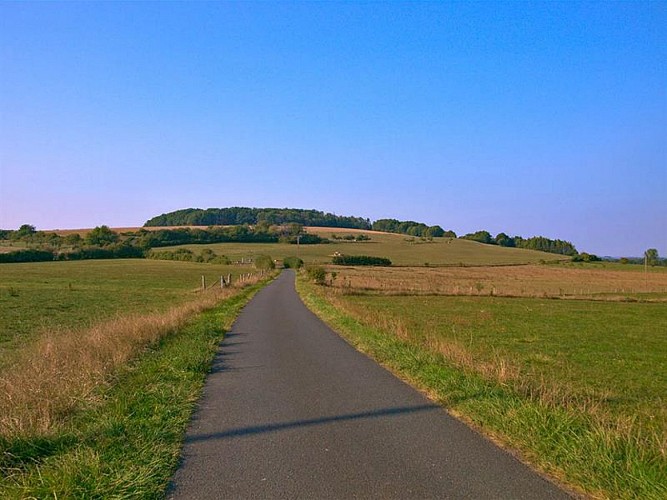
[169,270,569,499]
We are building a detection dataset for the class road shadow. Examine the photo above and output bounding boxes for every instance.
[184,404,439,443]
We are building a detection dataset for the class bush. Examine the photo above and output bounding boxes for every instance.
[254,254,275,270]
[307,266,327,285]
[147,248,195,262]
[283,256,304,269]
[331,255,392,266]
[0,249,54,263]
[572,252,601,263]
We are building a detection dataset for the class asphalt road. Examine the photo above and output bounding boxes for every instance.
[169,270,569,499]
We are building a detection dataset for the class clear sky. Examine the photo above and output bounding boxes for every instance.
[1,1,665,257]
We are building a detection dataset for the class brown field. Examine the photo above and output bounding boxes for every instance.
[324,264,667,301]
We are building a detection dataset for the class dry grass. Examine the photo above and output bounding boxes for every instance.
[0,274,266,437]
[328,264,667,300]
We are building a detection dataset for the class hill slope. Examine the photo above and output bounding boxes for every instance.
[162,227,568,267]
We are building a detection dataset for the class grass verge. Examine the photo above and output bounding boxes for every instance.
[0,279,269,498]
[297,276,667,499]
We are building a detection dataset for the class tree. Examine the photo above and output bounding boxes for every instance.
[494,232,515,247]
[462,230,494,244]
[86,225,119,246]
[645,248,659,266]
[425,225,445,238]
[16,224,36,238]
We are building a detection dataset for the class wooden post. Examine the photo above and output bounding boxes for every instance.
[201,275,206,291]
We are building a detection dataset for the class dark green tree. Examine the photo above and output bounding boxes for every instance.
[85,225,119,246]
[494,232,515,247]
[462,230,494,244]
[425,225,445,238]
[15,224,36,238]
[645,248,659,266]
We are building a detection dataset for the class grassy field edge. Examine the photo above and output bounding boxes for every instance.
[296,275,666,499]
[0,277,272,498]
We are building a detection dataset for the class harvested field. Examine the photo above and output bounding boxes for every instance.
[326,263,667,301]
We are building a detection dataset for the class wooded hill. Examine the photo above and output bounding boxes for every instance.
[144,207,371,229]
[143,207,579,256]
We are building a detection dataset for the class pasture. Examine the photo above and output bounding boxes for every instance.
[0,259,251,356]
[326,262,667,300]
[0,257,272,497]
[163,227,567,266]
[298,263,667,498]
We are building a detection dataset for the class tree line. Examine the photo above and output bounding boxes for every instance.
[144,207,372,229]
[371,219,455,238]
[460,230,579,256]
[0,224,324,263]
[141,208,577,257]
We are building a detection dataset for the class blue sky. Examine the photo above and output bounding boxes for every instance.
[1,1,665,257]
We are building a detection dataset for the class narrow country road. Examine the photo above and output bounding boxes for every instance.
[169,270,569,499]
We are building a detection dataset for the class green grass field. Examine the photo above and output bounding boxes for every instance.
[0,259,251,356]
[0,256,274,497]
[298,274,667,498]
[1,280,267,498]
[163,228,567,267]
[336,294,667,425]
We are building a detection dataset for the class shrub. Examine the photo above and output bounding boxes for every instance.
[146,248,194,262]
[254,254,275,270]
[307,266,327,285]
[331,255,392,266]
[283,256,304,269]
[0,249,54,263]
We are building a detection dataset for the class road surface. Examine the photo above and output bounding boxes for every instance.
[169,270,569,499]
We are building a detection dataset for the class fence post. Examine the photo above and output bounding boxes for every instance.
[201,275,206,291]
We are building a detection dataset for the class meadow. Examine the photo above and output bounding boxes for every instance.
[298,263,667,498]
[164,226,567,267]
[0,257,273,496]
[2,229,664,497]
[0,259,254,356]
[327,262,667,300]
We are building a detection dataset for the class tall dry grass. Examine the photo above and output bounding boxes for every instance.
[0,274,266,438]
[330,265,667,300]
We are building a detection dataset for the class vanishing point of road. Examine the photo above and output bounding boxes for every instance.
[169,270,569,499]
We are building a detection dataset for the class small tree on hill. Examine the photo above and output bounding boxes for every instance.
[86,226,119,246]
[495,232,515,247]
[17,224,37,237]
[645,248,659,266]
